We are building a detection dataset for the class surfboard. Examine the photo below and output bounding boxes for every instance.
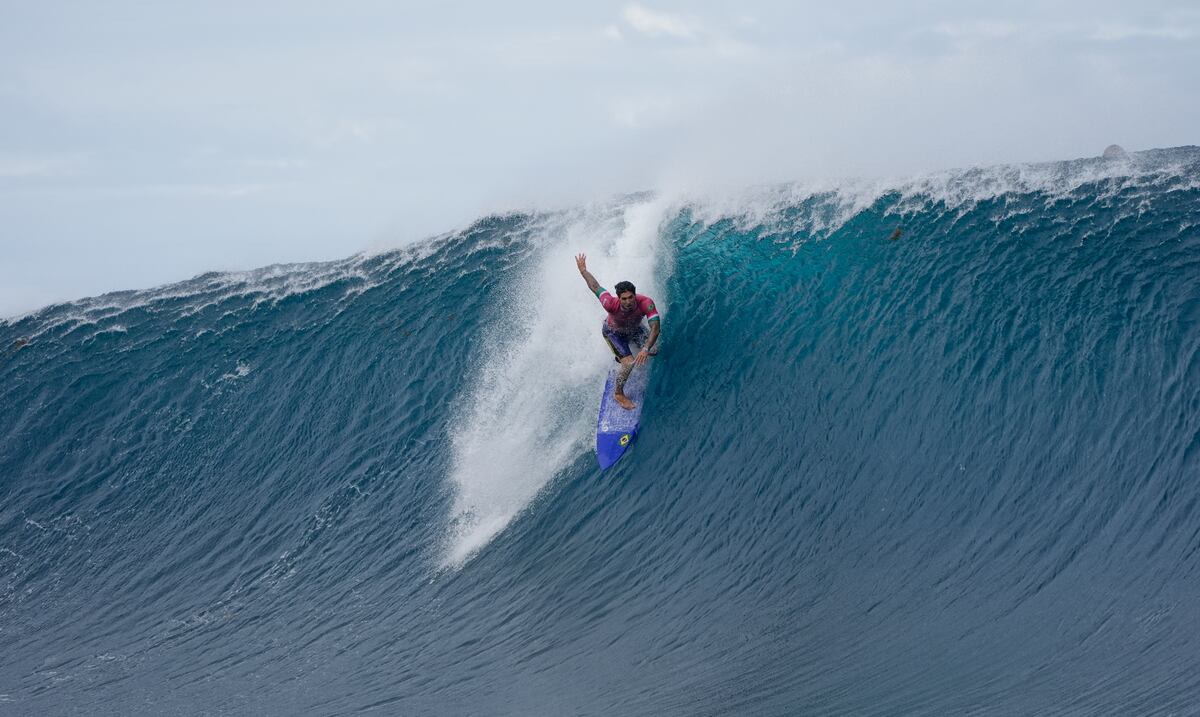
[596,364,649,469]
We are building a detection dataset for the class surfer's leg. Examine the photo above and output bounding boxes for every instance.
[614,357,636,409]
[602,321,627,363]
[603,323,638,409]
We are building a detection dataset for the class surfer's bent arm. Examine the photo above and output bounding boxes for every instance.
[644,318,660,352]
[575,253,603,297]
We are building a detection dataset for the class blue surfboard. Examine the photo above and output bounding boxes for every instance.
[596,364,649,469]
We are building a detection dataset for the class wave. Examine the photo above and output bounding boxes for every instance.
[2,146,1199,715]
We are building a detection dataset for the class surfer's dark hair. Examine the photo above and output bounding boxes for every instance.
[615,281,636,296]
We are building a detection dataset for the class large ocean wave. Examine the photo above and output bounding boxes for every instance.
[2,146,1199,715]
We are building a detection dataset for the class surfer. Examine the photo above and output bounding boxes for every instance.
[575,253,660,410]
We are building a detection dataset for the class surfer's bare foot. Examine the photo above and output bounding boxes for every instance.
[614,393,635,410]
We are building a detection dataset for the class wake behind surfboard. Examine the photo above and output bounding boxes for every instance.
[596,365,649,469]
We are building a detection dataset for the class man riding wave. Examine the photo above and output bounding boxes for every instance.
[576,253,660,410]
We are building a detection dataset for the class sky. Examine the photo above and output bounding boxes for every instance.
[2,0,1198,316]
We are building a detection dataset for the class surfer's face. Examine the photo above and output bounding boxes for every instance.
[618,291,636,311]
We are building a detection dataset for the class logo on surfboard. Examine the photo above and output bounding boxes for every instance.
[619,434,631,446]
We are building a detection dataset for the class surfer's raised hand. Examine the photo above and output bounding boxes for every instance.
[577,254,601,294]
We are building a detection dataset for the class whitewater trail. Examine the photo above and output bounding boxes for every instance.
[441,196,674,566]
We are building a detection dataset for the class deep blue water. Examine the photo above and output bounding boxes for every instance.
[2,147,1199,715]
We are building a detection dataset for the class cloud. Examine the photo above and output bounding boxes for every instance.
[932,20,1020,41]
[122,183,276,199]
[303,119,380,150]
[610,95,678,128]
[621,4,696,39]
[1090,23,1200,41]
[0,153,87,178]
[238,157,310,171]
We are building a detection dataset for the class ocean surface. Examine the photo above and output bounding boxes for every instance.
[2,147,1199,715]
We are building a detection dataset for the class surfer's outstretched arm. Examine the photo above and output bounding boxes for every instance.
[575,253,602,296]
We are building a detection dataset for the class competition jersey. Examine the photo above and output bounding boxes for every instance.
[595,288,660,331]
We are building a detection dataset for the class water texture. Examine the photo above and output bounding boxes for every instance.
[2,147,1199,715]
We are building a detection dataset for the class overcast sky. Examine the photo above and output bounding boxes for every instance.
[3,1,1198,316]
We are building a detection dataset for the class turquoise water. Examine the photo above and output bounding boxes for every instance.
[2,147,1199,715]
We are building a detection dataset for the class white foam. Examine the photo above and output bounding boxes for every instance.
[681,147,1200,239]
[218,361,253,382]
[441,196,672,568]
[5,238,444,331]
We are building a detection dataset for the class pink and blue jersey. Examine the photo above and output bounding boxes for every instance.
[595,288,660,332]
